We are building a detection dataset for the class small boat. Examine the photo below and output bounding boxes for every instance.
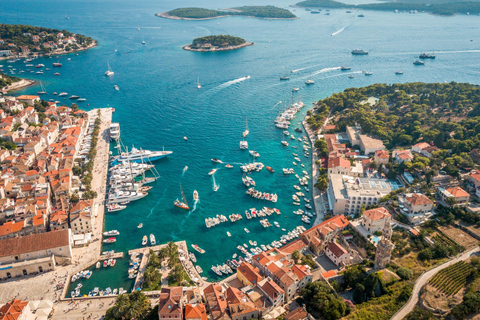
[340,66,351,70]
[208,169,218,175]
[191,244,205,254]
[184,136,188,141]
[54,72,60,76]
[413,60,425,65]
[395,71,404,75]
[150,234,156,245]
[174,184,189,210]
[197,78,201,89]
[249,150,260,158]
[96,262,101,269]
[193,190,199,200]
[142,235,148,246]
[225,164,233,168]
[266,166,274,173]
[103,237,116,243]
[213,185,219,192]
[305,79,315,85]
[103,230,120,237]
[292,88,300,92]
[78,98,87,102]
[280,76,290,80]
[69,95,80,99]
[348,75,354,79]
[211,158,222,163]
[227,231,231,237]
[137,223,143,228]
[244,228,250,233]
[196,265,203,274]
[142,40,146,45]
[105,61,114,76]
[58,92,68,96]
[189,252,197,262]
[114,85,119,90]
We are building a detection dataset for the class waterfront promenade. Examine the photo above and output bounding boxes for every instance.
[303,113,331,226]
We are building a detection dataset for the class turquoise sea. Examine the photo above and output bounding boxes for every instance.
[2,0,480,295]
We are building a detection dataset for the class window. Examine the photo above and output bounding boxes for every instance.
[7,272,11,278]
[23,269,28,276]
[15,256,19,261]
[39,266,43,272]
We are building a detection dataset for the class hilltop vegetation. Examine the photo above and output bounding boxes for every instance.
[192,35,246,47]
[164,6,296,19]
[0,73,21,89]
[0,24,94,54]
[295,0,480,16]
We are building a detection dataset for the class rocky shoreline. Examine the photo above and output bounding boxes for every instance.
[0,41,98,61]
[1,79,37,94]
[183,42,254,52]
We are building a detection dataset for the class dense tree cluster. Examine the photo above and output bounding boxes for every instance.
[300,281,350,320]
[191,35,246,48]
[105,291,151,320]
[295,0,480,15]
[342,265,387,303]
[168,6,296,19]
[0,73,20,89]
[0,24,93,53]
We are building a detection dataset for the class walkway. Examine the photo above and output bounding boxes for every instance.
[391,246,480,320]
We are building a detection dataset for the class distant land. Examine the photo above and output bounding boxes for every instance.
[295,0,480,16]
[0,24,95,59]
[183,35,253,52]
[157,6,297,20]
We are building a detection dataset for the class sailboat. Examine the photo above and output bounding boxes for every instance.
[37,82,47,95]
[197,78,201,89]
[105,61,114,76]
[174,184,189,210]
[243,117,249,138]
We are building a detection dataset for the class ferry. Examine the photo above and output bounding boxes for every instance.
[150,234,156,245]
[142,235,148,245]
[110,123,121,140]
[191,244,205,254]
[111,147,172,165]
[351,49,369,55]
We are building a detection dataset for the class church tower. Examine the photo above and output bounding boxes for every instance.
[374,220,395,269]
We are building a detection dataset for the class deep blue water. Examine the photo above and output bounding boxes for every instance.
[2,0,480,295]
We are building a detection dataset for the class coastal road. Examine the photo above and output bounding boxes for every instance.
[391,246,480,320]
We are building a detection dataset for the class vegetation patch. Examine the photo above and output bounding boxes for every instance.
[184,35,253,52]
[429,261,473,296]
[162,6,296,20]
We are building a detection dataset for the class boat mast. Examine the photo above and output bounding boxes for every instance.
[180,184,188,207]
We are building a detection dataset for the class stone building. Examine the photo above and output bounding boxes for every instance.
[374,220,394,269]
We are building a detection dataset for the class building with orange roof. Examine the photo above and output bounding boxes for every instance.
[392,150,414,164]
[158,287,183,320]
[50,210,68,231]
[185,304,208,320]
[374,150,390,165]
[237,262,263,287]
[404,193,433,214]
[0,220,24,240]
[321,270,338,279]
[438,186,470,207]
[325,242,350,267]
[258,278,285,308]
[16,95,40,106]
[225,287,259,320]
[279,238,308,255]
[361,207,391,233]
[300,215,349,255]
[283,307,309,320]
[468,171,480,189]
[0,299,31,320]
[203,284,228,320]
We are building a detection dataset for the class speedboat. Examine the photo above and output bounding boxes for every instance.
[191,244,205,254]
[58,92,68,96]
[208,169,218,175]
[103,230,120,237]
[213,185,219,192]
[103,237,116,243]
[225,164,233,168]
[137,223,143,228]
[413,60,425,65]
[292,87,300,92]
[150,234,156,245]
[211,158,222,163]
[142,235,147,245]
[110,123,120,140]
[395,71,404,75]
[193,190,199,200]
[340,66,351,70]
[305,79,315,85]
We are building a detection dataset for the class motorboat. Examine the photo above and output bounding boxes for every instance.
[225,164,233,168]
[137,223,143,228]
[413,60,425,65]
[351,49,369,55]
[395,71,404,75]
[111,146,172,165]
[191,244,205,254]
[340,66,351,70]
[58,92,68,96]
[103,237,116,243]
[292,88,300,92]
[142,235,148,245]
[305,79,315,85]
[103,230,120,237]
[105,61,114,76]
[243,117,249,138]
[69,95,79,99]
[108,191,148,204]
[208,169,218,175]
[150,234,156,245]
[110,123,120,140]
[249,150,260,158]
[211,158,222,163]
[193,190,199,200]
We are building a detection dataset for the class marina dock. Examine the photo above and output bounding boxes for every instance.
[98,252,124,261]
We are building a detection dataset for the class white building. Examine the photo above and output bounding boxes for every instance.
[325,242,350,267]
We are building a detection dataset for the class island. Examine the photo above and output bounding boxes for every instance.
[0,23,96,59]
[295,0,480,16]
[157,6,297,20]
[183,35,253,52]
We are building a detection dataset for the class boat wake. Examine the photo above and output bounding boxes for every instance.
[146,189,166,219]
[191,199,199,212]
[182,166,188,176]
[311,66,341,76]
[323,70,362,80]
[206,76,251,95]
[291,67,308,73]
[212,176,219,191]
[331,27,345,36]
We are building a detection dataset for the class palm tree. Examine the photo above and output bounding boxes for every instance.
[173,264,185,283]
[167,241,178,259]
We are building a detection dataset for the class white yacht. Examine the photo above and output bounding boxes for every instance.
[105,61,114,76]
[240,140,248,150]
[110,123,120,140]
[108,191,148,204]
[58,92,68,96]
[111,147,172,165]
